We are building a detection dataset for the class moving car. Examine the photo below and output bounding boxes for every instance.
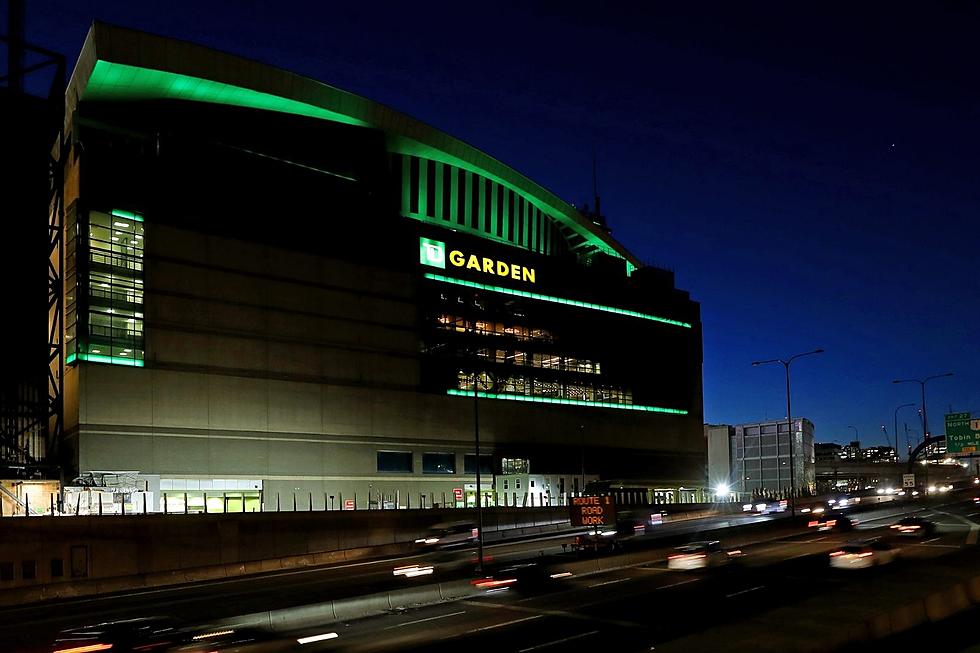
[807,512,856,532]
[889,516,937,537]
[414,521,478,550]
[667,541,742,570]
[52,618,178,652]
[829,539,898,569]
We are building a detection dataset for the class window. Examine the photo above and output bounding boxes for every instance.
[502,458,530,474]
[423,453,456,474]
[516,478,522,489]
[464,454,493,474]
[50,558,64,578]
[21,560,36,581]
[503,479,509,490]
[530,479,535,488]
[69,209,145,367]
[0,562,12,581]
[377,451,413,473]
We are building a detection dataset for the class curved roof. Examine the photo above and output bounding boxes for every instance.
[66,22,638,264]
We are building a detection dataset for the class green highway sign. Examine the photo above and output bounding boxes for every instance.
[946,412,980,454]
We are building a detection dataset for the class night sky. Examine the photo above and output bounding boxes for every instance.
[19,2,980,447]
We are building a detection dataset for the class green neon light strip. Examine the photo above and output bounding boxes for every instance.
[86,61,369,128]
[447,389,687,415]
[111,209,143,223]
[423,273,692,328]
[66,352,144,367]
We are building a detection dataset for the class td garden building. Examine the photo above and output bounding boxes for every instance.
[57,24,705,512]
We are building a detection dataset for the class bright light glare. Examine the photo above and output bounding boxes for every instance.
[813,507,825,513]
[755,503,766,511]
[715,483,730,496]
[192,630,233,640]
[393,564,434,578]
[297,633,339,644]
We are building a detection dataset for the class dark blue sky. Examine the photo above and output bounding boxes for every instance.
[23,2,980,446]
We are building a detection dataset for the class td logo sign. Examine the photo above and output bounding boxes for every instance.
[419,237,446,269]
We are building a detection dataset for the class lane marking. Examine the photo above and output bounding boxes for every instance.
[588,578,630,588]
[925,537,941,543]
[473,615,542,632]
[519,630,600,652]
[658,578,700,590]
[932,509,980,545]
[726,585,765,598]
[384,610,465,629]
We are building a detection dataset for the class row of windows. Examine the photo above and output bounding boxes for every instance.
[0,558,66,582]
[376,451,493,474]
[436,314,554,343]
[457,371,632,405]
[468,348,601,375]
[398,154,568,256]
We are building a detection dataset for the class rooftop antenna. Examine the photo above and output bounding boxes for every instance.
[592,145,601,221]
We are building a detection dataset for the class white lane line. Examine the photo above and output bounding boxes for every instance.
[588,577,630,588]
[726,585,765,598]
[933,509,980,545]
[384,610,466,629]
[474,615,543,632]
[658,578,700,590]
[925,537,941,543]
[519,630,600,652]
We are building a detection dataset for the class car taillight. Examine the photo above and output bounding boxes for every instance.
[829,551,845,557]
[808,520,819,527]
[472,578,516,588]
[54,645,114,653]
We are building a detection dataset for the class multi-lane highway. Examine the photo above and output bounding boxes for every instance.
[13,495,980,652]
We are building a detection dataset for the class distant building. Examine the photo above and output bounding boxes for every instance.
[706,419,815,498]
[815,442,843,465]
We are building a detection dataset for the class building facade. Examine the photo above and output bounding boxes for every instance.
[54,24,706,512]
[706,419,815,498]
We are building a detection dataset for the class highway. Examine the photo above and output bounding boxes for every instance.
[11,495,980,651]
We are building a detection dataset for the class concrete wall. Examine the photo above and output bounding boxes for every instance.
[0,507,568,590]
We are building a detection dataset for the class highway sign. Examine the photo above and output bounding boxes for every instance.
[343,499,354,511]
[902,474,915,488]
[569,495,617,527]
[946,412,980,453]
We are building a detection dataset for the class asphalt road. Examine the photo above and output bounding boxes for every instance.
[13,496,979,652]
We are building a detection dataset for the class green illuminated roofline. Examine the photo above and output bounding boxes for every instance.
[111,209,144,222]
[423,273,692,328]
[66,352,145,367]
[68,23,637,265]
[447,389,688,415]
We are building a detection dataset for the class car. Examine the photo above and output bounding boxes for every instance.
[52,617,178,652]
[807,512,856,532]
[889,516,937,537]
[829,539,898,569]
[414,521,478,550]
[472,562,559,594]
[168,625,287,652]
[667,541,742,571]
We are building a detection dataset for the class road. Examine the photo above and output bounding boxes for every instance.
[13,496,979,651]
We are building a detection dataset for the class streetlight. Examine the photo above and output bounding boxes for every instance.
[892,403,916,461]
[892,373,954,442]
[752,348,824,516]
[848,425,859,444]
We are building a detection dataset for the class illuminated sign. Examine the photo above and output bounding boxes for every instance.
[419,237,536,283]
[453,487,464,501]
[569,495,617,527]
[419,237,446,269]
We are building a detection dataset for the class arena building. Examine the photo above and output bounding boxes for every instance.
[57,23,705,512]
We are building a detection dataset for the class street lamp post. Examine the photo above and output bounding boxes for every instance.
[892,373,954,443]
[473,372,486,573]
[892,403,916,462]
[848,426,859,445]
[752,348,824,516]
